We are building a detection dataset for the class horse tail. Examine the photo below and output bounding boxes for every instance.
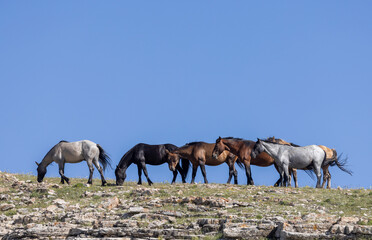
[333,153,353,175]
[181,158,190,179]
[236,159,245,169]
[329,149,338,166]
[97,144,112,171]
[303,169,315,180]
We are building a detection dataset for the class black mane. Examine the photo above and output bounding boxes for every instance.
[223,137,244,140]
[59,140,69,143]
[186,141,204,145]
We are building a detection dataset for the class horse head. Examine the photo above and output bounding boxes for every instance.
[165,149,180,172]
[115,166,126,186]
[36,161,46,183]
[212,137,230,159]
[251,138,265,159]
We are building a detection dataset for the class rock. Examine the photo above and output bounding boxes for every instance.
[100,197,119,210]
[46,205,58,212]
[53,199,68,208]
[0,203,15,211]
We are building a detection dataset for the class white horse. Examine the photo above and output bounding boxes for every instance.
[251,139,326,188]
[36,140,111,186]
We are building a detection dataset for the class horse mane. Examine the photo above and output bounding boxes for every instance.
[186,141,204,145]
[262,139,292,146]
[264,138,301,147]
[59,140,69,143]
[223,137,244,140]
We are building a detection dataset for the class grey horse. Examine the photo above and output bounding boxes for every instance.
[36,140,111,186]
[251,139,326,188]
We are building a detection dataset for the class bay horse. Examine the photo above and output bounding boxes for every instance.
[36,140,111,186]
[166,142,239,184]
[251,139,328,188]
[213,137,287,186]
[267,136,351,188]
[115,143,188,186]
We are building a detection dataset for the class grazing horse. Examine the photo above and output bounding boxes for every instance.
[251,139,327,188]
[36,140,111,186]
[268,136,351,188]
[115,143,188,186]
[166,142,239,184]
[213,137,286,186]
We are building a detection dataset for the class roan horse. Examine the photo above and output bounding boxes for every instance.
[36,140,111,186]
[213,137,292,186]
[267,136,351,188]
[115,143,188,186]
[166,142,239,184]
[251,139,327,188]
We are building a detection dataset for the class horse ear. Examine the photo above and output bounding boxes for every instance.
[35,161,39,166]
[218,136,221,140]
[257,138,260,142]
[272,136,275,140]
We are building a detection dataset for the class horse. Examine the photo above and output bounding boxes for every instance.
[251,139,328,188]
[166,142,239,184]
[267,136,351,188]
[36,140,111,186]
[115,143,188,186]
[213,137,290,186]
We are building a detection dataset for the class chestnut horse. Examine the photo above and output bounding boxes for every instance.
[267,136,349,189]
[213,137,287,186]
[166,142,239,184]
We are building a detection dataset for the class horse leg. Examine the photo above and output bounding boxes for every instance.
[314,165,322,188]
[93,158,107,186]
[137,164,142,185]
[176,164,186,183]
[87,160,94,185]
[140,162,153,186]
[226,162,233,184]
[283,165,290,187]
[60,164,65,184]
[58,162,70,185]
[191,164,198,184]
[171,169,178,184]
[232,160,238,184]
[273,164,282,187]
[199,159,208,184]
[244,160,254,185]
[292,168,298,188]
[287,168,292,187]
[327,170,331,189]
[321,165,329,189]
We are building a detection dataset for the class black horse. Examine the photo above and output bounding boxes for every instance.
[115,143,189,186]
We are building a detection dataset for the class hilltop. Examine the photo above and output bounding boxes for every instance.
[0,171,371,239]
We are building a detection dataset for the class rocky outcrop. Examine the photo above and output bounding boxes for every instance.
[0,171,371,239]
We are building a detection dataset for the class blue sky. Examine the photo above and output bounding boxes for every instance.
[0,1,371,188]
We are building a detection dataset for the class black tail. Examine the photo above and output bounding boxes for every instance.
[333,153,353,175]
[236,159,245,169]
[97,144,112,171]
[181,158,190,179]
[304,169,315,180]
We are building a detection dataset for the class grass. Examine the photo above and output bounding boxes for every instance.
[1,172,372,230]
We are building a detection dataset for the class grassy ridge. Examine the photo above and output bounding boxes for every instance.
[1,173,372,226]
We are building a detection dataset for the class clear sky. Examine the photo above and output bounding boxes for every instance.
[1,1,371,188]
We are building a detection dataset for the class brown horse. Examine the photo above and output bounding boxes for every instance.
[267,136,338,189]
[212,137,292,186]
[166,142,239,184]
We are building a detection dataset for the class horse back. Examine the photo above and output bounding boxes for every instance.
[317,145,334,159]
